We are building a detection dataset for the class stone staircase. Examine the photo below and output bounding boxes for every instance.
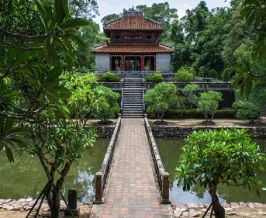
[121,78,144,118]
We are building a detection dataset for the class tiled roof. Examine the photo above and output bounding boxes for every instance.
[104,16,163,31]
[93,44,173,53]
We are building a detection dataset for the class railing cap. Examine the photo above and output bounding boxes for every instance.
[96,172,102,177]
[162,172,169,177]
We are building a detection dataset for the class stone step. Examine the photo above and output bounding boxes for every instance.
[123,79,143,81]
[122,108,143,111]
[122,114,144,117]
[123,96,143,99]
[123,89,143,92]
[123,85,143,89]
[123,100,142,102]
[123,106,143,108]
[121,115,144,118]
[123,104,143,107]
[123,92,143,94]
[123,96,142,98]
[123,95,143,98]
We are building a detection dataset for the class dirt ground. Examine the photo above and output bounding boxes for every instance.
[0,205,92,218]
[2,206,266,218]
[149,118,266,128]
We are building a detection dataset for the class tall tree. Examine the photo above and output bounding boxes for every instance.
[0,0,96,217]
[69,0,99,19]
[136,2,178,44]
[101,13,120,24]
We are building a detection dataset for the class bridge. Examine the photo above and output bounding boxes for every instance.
[90,76,172,217]
[91,117,172,217]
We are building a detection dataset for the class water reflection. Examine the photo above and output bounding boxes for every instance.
[157,138,266,204]
[0,139,109,202]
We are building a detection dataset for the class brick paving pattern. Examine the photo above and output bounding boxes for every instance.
[91,119,172,218]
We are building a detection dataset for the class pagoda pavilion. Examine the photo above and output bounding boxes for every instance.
[93,9,173,74]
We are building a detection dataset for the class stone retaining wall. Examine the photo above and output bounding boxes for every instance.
[151,126,266,138]
[95,126,115,138]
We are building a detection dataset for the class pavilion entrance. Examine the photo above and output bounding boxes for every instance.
[110,55,156,72]
[125,56,141,71]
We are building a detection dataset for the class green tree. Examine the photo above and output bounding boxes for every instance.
[177,128,265,218]
[191,8,231,77]
[136,2,179,44]
[145,71,164,84]
[182,1,210,42]
[92,86,120,124]
[69,0,99,19]
[76,23,107,70]
[101,13,120,24]
[0,0,95,217]
[182,84,199,108]
[233,100,260,123]
[174,66,194,82]
[144,83,180,121]
[197,91,222,123]
[240,0,266,58]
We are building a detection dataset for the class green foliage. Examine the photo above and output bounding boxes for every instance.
[62,71,120,123]
[144,83,180,121]
[233,100,260,121]
[98,71,121,82]
[92,86,120,123]
[0,0,97,216]
[197,91,222,122]
[136,3,178,44]
[61,72,98,120]
[174,67,194,82]
[145,72,164,84]
[148,108,236,119]
[101,13,120,24]
[76,24,107,70]
[176,128,265,191]
[69,0,99,19]
[240,0,266,59]
[181,84,199,108]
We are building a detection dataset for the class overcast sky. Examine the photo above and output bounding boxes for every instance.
[93,0,230,27]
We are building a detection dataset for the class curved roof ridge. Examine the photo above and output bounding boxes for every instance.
[104,15,163,31]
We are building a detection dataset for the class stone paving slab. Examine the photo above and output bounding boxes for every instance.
[91,119,172,218]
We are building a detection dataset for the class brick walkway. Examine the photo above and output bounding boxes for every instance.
[91,119,172,218]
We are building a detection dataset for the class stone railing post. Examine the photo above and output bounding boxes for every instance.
[94,172,103,204]
[161,172,170,204]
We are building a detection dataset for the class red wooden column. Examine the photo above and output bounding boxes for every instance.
[121,55,125,71]
[141,55,145,72]
[153,55,156,71]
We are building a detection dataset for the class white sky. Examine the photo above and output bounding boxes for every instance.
[93,0,230,28]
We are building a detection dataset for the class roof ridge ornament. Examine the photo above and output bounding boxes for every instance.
[123,8,144,17]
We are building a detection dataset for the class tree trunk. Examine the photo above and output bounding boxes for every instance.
[209,182,225,218]
[50,187,61,218]
[47,163,71,218]
[160,112,165,122]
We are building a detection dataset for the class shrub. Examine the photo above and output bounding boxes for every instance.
[177,129,265,218]
[197,91,222,123]
[181,84,199,108]
[98,71,121,82]
[144,82,180,121]
[174,66,194,82]
[92,86,120,123]
[152,109,236,119]
[145,71,164,84]
[233,100,260,123]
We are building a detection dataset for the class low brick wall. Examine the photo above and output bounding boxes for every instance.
[151,126,266,138]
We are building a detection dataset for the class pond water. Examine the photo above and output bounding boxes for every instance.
[157,138,266,204]
[0,139,109,202]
